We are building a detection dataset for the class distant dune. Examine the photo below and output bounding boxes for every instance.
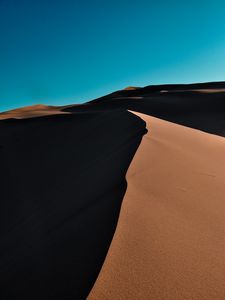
[0,104,70,120]
[0,82,225,299]
[1,81,225,137]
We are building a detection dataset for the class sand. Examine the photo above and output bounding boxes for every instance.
[0,104,70,120]
[1,82,225,137]
[82,83,225,137]
[0,109,146,299]
[160,88,225,93]
[88,112,225,299]
[1,81,225,299]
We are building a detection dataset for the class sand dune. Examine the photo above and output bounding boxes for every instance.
[88,112,225,299]
[0,82,225,137]
[0,110,146,299]
[2,82,225,137]
[0,104,70,120]
[67,81,225,137]
[0,81,225,299]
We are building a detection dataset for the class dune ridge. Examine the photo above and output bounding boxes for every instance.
[1,81,225,138]
[0,81,225,299]
[88,112,225,300]
[68,82,225,137]
[0,110,146,299]
[0,104,70,120]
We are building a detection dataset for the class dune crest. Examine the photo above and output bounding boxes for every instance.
[123,86,141,91]
[1,81,225,298]
[88,112,225,299]
[0,104,70,120]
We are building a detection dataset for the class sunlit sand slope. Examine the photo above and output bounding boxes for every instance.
[88,112,225,300]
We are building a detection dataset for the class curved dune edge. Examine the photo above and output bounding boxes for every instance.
[88,112,225,300]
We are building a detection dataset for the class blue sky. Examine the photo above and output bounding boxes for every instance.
[1,0,225,111]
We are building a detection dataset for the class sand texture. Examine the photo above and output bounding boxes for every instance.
[0,81,225,299]
[88,112,225,299]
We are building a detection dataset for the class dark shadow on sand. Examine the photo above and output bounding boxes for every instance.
[0,110,147,299]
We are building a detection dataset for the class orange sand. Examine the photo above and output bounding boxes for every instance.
[0,104,70,119]
[88,112,225,299]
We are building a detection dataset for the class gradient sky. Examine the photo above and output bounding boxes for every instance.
[1,0,225,112]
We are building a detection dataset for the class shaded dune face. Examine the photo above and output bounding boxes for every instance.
[0,110,147,299]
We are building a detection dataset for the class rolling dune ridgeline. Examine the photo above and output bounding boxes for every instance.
[0,81,225,299]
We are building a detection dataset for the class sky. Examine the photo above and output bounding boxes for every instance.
[1,0,225,112]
